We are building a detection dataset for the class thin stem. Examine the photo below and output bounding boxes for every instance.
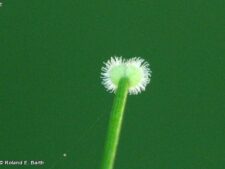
[101,77,130,169]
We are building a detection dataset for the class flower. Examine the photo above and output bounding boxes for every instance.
[101,56,152,95]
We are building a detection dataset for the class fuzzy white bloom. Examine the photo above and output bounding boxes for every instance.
[101,56,152,95]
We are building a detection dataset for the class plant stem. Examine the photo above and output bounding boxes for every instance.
[101,77,130,169]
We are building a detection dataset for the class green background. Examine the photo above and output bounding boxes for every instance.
[0,0,224,169]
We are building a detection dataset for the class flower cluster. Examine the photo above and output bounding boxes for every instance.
[101,56,151,95]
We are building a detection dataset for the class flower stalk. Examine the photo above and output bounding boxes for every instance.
[100,77,129,169]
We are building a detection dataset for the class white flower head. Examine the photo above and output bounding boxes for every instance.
[101,56,152,95]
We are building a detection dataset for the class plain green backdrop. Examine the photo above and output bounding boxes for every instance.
[0,0,224,169]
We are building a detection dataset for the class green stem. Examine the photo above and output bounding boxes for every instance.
[101,77,130,169]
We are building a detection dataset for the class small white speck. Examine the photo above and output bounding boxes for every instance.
[0,2,2,7]
[63,153,67,157]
